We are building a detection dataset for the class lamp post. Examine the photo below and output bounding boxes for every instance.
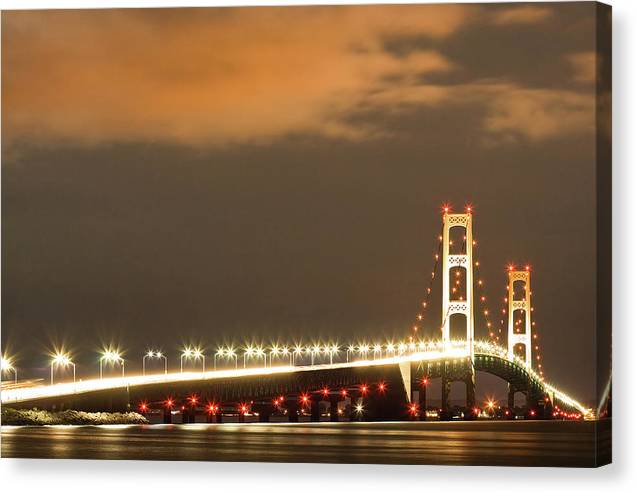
[100,350,124,379]
[310,345,321,366]
[269,346,280,367]
[347,345,356,362]
[329,344,339,365]
[1,357,17,384]
[386,343,395,357]
[281,347,292,365]
[51,353,75,385]
[243,346,255,368]
[373,344,383,360]
[358,344,370,360]
[214,348,225,370]
[255,347,266,368]
[226,347,238,369]
[292,346,303,366]
[180,348,193,373]
[143,350,167,375]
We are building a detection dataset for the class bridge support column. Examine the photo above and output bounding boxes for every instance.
[287,399,299,422]
[329,396,339,422]
[254,403,273,422]
[349,392,360,421]
[181,407,189,424]
[163,407,172,424]
[506,386,516,419]
[464,372,476,420]
[419,382,427,421]
[310,395,321,422]
[440,365,451,421]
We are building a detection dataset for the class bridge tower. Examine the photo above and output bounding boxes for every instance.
[440,208,476,419]
[507,268,533,367]
[441,210,475,354]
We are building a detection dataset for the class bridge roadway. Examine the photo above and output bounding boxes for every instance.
[0,342,590,420]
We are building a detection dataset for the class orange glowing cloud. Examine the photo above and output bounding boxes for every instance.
[1,6,467,147]
[1,5,593,149]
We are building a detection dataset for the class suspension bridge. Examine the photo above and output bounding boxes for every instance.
[0,207,593,422]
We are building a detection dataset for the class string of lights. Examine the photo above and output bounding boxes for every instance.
[410,223,443,339]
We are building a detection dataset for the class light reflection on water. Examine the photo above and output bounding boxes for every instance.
[1,421,603,467]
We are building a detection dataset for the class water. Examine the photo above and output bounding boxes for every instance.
[1,420,610,467]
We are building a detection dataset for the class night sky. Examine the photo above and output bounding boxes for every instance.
[1,3,607,404]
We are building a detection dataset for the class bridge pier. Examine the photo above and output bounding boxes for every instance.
[329,395,340,422]
[440,368,451,421]
[349,392,360,421]
[287,398,299,422]
[418,382,427,421]
[310,395,321,422]
[163,407,172,424]
[253,403,274,422]
[464,373,476,420]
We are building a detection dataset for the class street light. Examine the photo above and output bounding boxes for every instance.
[358,344,370,359]
[346,345,356,362]
[373,344,383,360]
[143,350,167,375]
[226,347,238,369]
[269,345,280,367]
[310,345,321,366]
[100,350,124,379]
[214,347,225,370]
[281,346,292,365]
[386,342,395,356]
[181,347,204,372]
[329,344,339,365]
[180,347,193,373]
[255,347,266,368]
[1,356,17,384]
[51,352,75,385]
[243,346,255,368]
[292,345,304,366]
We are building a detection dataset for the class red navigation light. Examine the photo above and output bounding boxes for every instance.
[529,410,536,417]
[508,264,515,272]
[409,404,418,415]
[360,385,368,394]
[341,389,347,397]
[525,265,531,271]
[207,404,215,413]
[465,204,473,213]
[189,395,198,405]
[239,404,248,414]
[421,378,428,386]
[322,387,330,396]
[378,382,386,392]
[166,399,174,408]
[301,394,309,403]
[442,203,451,214]
[139,402,148,412]
[473,407,479,414]
[504,410,510,415]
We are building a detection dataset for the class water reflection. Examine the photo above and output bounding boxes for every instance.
[1,420,607,467]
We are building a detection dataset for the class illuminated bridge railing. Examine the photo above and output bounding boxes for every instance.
[0,340,591,417]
